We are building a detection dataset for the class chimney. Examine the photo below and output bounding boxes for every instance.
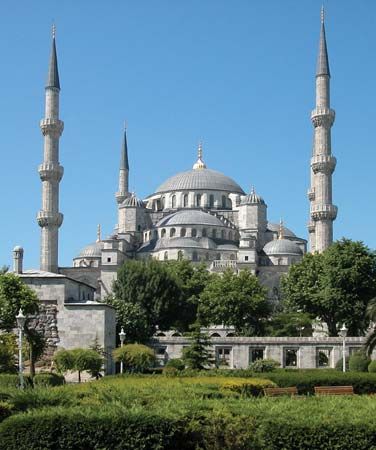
[13,246,24,274]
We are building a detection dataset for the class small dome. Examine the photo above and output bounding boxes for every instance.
[121,194,144,208]
[263,239,302,256]
[241,188,265,205]
[75,241,104,258]
[13,245,24,252]
[267,222,296,237]
[156,210,226,228]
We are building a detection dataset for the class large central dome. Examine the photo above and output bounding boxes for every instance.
[155,168,245,195]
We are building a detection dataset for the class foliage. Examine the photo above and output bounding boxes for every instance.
[108,260,183,343]
[54,349,103,382]
[349,351,371,372]
[266,311,313,336]
[0,402,12,423]
[0,333,17,373]
[164,358,185,371]
[0,273,40,331]
[182,323,213,370]
[364,298,376,356]
[335,356,349,371]
[219,378,276,397]
[24,328,46,378]
[281,239,376,336]
[198,269,270,335]
[33,373,65,387]
[112,344,156,373]
[248,358,280,373]
[0,374,32,389]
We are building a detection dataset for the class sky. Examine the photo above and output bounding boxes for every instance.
[0,0,375,269]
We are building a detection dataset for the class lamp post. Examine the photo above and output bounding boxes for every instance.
[119,327,126,374]
[16,309,26,389]
[339,324,348,373]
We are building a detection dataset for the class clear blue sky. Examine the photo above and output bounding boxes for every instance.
[0,0,375,269]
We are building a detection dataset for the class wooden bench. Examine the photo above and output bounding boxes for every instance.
[314,386,354,396]
[263,387,298,397]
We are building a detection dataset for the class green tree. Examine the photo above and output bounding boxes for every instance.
[198,269,270,335]
[0,333,17,373]
[281,239,376,336]
[266,311,313,337]
[112,343,156,373]
[24,328,46,378]
[108,260,182,342]
[54,348,103,382]
[0,273,39,331]
[365,298,376,356]
[165,260,212,330]
[182,322,213,370]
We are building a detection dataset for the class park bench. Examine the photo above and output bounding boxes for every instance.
[263,387,298,397]
[314,385,354,396]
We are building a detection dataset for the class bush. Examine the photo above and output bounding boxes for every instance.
[0,402,13,423]
[349,351,371,372]
[54,349,103,382]
[248,358,280,373]
[165,359,185,371]
[335,356,349,371]
[112,344,156,373]
[0,374,32,389]
[33,373,65,387]
[219,378,276,397]
[368,360,376,373]
[0,333,17,373]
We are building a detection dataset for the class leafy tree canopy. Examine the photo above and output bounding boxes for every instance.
[112,343,156,373]
[266,311,313,337]
[198,269,271,336]
[281,239,376,336]
[182,322,214,370]
[54,348,103,382]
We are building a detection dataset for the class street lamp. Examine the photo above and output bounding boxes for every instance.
[339,324,348,373]
[119,327,126,374]
[16,308,26,389]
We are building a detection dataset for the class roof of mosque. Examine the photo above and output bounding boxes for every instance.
[263,238,302,256]
[156,209,227,228]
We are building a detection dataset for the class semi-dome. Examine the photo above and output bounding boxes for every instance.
[156,210,226,228]
[263,239,302,256]
[75,241,104,258]
[267,222,296,237]
[155,237,214,250]
[155,168,244,195]
[121,194,144,208]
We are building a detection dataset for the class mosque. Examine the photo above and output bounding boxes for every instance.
[11,11,337,369]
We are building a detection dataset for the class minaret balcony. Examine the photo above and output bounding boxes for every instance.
[310,204,337,221]
[311,155,336,174]
[38,162,64,182]
[307,188,315,201]
[40,118,64,137]
[311,108,335,128]
[37,211,64,228]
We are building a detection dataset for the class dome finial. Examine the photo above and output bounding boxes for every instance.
[250,186,255,195]
[52,23,56,39]
[96,224,101,243]
[193,141,207,170]
[321,5,324,24]
[278,218,284,240]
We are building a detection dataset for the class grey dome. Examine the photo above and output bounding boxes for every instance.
[263,239,302,256]
[75,241,104,258]
[267,222,296,237]
[241,190,265,205]
[155,168,245,194]
[156,210,225,227]
[121,195,144,208]
[155,237,211,250]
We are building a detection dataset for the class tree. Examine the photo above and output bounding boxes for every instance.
[282,239,376,336]
[24,328,46,378]
[266,311,313,337]
[112,343,156,373]
[364,298,376,356]
[108,260,182,342]
[198,269,270,335]
[0,333,17,373]
[54,348,103,382]
[0,273,39,331]
[182,322,213,370]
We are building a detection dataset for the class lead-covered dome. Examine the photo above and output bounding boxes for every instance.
[155,168,244,195]
[263,239,302,256]
[76,241,104,258]
[156,210,226,227]
[267,222,296,237]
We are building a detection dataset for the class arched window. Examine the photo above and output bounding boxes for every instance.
[212,229,217,238]
[183,194,188,207]
[196,194,201,207]
[221,230,225,239]
[210,333,221,337]
[192,251,198,261]
[209,194,214,207]
[161,229,166,238]
[205,253,209,261]
[171,195,176,209]
[170,228,176,237]
[137,225,141,231]
[216,253,221,260]
[161,196,165,209]
[192,228,197,237]
[164,251,168,261]
[202,228,207,237]
[180,228,186,237]
[228,198,232,209]
[228,231,233,240]
[178,250,183,261]
[278,257,283,266]
[230,254,236,260]
[222,195,227,208]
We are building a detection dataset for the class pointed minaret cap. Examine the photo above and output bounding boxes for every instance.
[96,224,101,243]
[278,218,284,240]
[193,141,207,169]
[316,6,330,77]
[46,24,60,89]
[120,121,129,170]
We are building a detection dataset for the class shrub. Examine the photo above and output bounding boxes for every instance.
[335,356,349,371]
[219,378,276,397]
[54,349,103,382]
[0,374,32,389]
[165,358,185,371]
[248,358,280,373]
[112,344,156,373]
[368,360,376,373]
[0,333,17,373]
[33,373,65,387]
[0,402,13,423]
[349,351,371,372]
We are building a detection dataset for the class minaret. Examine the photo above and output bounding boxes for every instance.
[115,123,130,205]
[308,8,337,253]
[37,26,64,273]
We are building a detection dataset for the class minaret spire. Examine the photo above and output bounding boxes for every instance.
[308,9,337,253]
[116,122,130,205]
[37,26,64,272]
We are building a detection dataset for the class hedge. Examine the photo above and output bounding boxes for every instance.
[0,402,13,423]
[33,373,65,387]
[0,374,32,389]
